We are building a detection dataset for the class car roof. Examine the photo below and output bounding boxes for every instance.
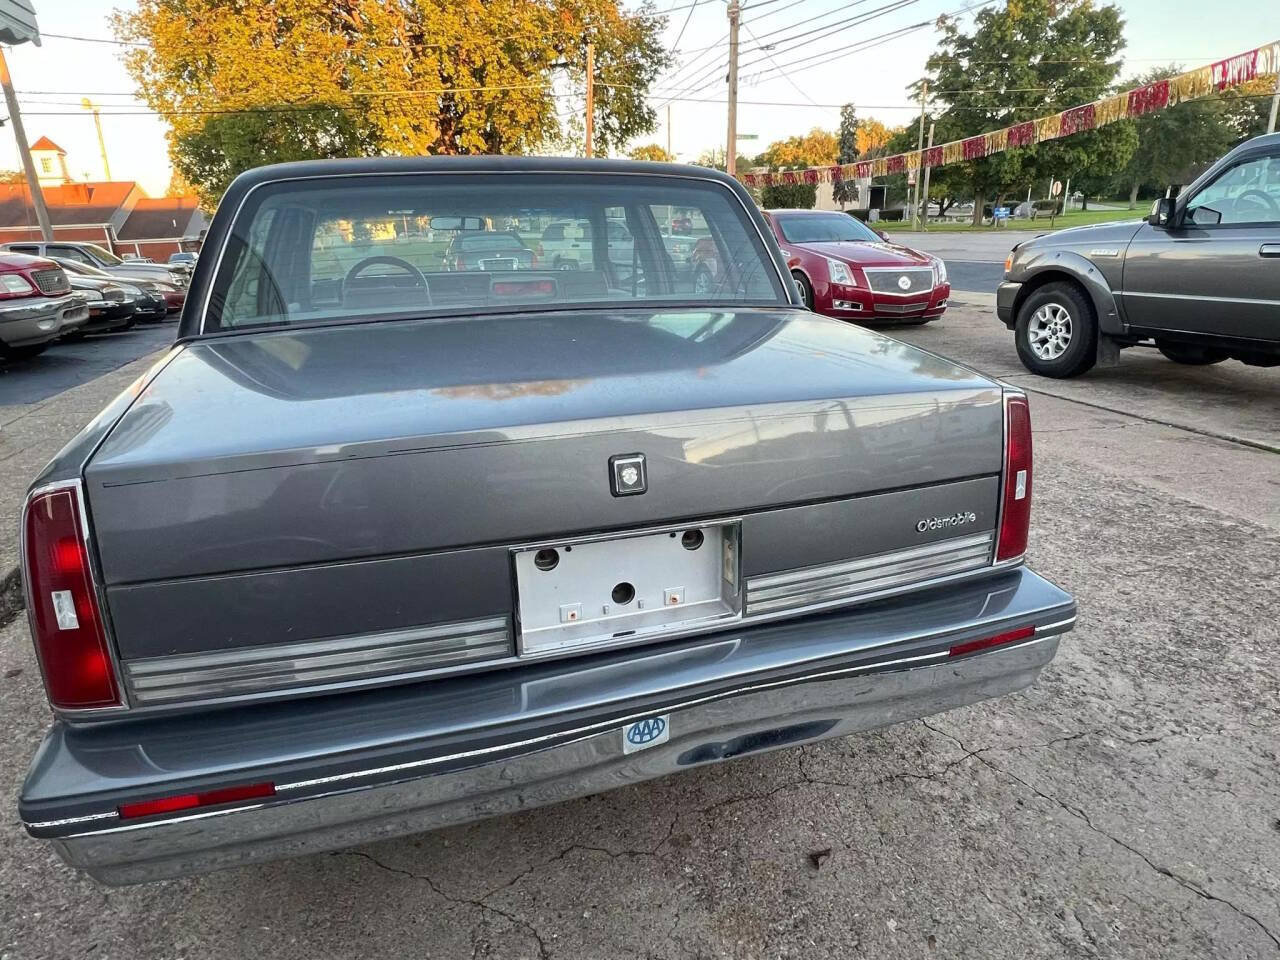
[226,155,743,192]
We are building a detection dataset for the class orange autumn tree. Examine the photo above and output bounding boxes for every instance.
[115,0,670,207]
[756,128,838,169]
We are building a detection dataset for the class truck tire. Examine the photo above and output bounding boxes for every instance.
[1014,281,1097,378]
[1157,341,1228,365]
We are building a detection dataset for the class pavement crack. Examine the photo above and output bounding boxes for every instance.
[974,756,1280,952]
[920,718,1279,950]
[339,850,551,958]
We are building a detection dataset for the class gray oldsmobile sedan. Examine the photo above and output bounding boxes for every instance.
[19,158,1075,884]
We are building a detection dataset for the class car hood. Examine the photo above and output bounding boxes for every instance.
[110,263,179,282]
[795,240,933,267]
[1020,219,1146,249]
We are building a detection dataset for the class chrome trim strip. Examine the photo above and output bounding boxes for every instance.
[122,617,512,705]
[26,810,120,829]
[1035,615,1077,635]
[745,533,994,617]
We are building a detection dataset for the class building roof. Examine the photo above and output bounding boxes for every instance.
[0,181,142,228]
[29,136,66,153]
[117,196,207,240]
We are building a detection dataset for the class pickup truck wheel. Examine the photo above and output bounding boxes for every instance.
[792,271,814,310]
[1015,282,1097,378]
[1156,341,1229,365]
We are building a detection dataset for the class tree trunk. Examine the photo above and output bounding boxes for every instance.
[972,192,985,226]
[1128,180,1140,210]
[1080,195,1089,211]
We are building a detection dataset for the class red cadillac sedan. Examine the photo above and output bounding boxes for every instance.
[762,209,950,324]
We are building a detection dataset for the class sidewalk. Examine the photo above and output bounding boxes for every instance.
[0,348,170,621]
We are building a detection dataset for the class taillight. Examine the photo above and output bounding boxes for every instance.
[948,625,1035,658]
[22,484,121,709]
[118,782,275,820]
[996,392,1032,563]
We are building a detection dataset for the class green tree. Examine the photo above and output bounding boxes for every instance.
[1220,76,1277,145]
[115,0,671,207]
[627,143,675,162]
[832,103,859,206]
[921,0,1129,224]
[1103,67,1232,209]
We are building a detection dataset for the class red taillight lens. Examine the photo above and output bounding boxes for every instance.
[118,782,276,820]
[23,486,121,709]
[948,625,1035,658]
[996,392,1032,563]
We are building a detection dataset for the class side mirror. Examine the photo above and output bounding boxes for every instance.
[874,229,889,241]
[1147,197,1176,229]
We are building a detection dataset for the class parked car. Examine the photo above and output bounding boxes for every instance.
[17,157,1074,885]
[999,132,1280,377]
[121,254,155,263]
[0,253,89,359]
[0,240,189,289]
[763,209,950,324]
[54,258,170,322]
[63,274,136,335]
[168,251,198,269]
[442,229,535,271]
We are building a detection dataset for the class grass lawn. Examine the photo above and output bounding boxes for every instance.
[878,206,1143,233]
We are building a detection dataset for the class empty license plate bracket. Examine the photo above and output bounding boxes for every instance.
[513,521,742,658]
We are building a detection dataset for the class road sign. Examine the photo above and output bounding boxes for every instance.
[736,133,759,140]
[1051,180,1063,196]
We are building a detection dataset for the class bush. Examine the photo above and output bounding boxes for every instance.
[759,182,817,209]
[1031,198,1064,217]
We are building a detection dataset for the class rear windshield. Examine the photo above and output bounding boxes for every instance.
[206,173,785,332]
[775,213,881,244]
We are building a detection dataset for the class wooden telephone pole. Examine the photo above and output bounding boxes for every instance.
[725,0,740,176]
[0,48,52,241]
[584,42,595,158]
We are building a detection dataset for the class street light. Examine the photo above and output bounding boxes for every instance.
[81,97,111,180]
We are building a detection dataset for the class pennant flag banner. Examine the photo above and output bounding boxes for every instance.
[739,41,1280,189]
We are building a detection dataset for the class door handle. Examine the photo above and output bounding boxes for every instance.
[1260,243,1280,257]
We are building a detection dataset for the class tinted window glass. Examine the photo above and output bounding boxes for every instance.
[1187,155,1280,225]
[208,174,783,331]
[775,214,881,244]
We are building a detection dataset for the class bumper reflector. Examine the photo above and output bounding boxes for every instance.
[118,782,276,820]
[947,625,1035,658]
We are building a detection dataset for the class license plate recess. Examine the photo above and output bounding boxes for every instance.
[514,522,741,657]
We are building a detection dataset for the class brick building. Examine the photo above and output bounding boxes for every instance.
[0,138,209,261]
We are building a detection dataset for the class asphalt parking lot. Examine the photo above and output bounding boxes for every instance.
[1,288,1278,958]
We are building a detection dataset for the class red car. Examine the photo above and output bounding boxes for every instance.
[762,209,949,324]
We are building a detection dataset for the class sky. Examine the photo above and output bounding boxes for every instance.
[0,0,1275,198]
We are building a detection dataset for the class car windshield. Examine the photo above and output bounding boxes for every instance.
[207,173,784,332]
[775,213,881,244]
[81,243,124,266]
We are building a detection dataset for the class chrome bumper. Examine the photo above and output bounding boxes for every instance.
[23,569,1074,885]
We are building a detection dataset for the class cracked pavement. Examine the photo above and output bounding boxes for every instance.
[1,299,1278,958]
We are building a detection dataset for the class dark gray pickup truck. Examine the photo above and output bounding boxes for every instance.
[998,132,1280,377]
[19,157,1074,884]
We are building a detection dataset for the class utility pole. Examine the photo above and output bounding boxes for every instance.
[919,122,935,231]
[1268,69,1279,133]
[911,81,928,230]
[726,0,740,177]
[584,42,595,158]
[81,98,111,180]
[666,103,672,158]
[0,48,52,241]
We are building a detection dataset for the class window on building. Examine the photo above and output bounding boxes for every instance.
[39,157,53,174]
